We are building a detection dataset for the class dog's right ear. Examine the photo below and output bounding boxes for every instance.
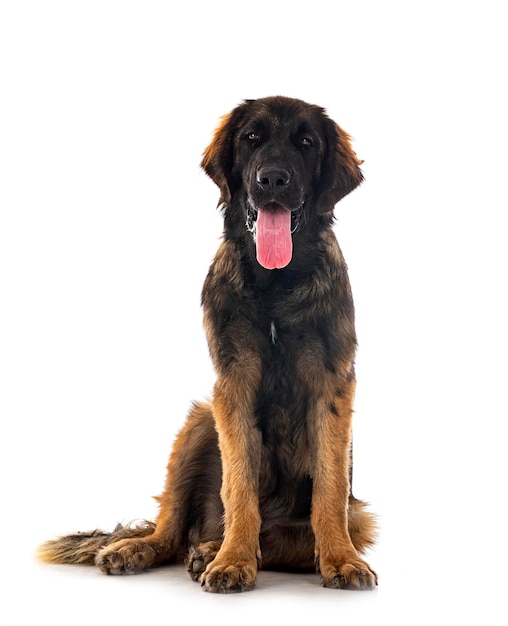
[201,102,250,208]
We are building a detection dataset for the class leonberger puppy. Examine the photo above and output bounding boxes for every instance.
[38,96,377,592]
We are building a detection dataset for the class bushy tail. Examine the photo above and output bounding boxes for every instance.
[348,497,378,554]
[36,521,156,565]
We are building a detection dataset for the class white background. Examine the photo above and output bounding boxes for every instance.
[1,1,507,624]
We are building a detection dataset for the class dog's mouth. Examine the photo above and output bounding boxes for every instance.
[246,201,304,270]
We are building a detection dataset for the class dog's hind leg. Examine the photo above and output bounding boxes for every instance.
[39,401,222,575]
[94,401,222,574]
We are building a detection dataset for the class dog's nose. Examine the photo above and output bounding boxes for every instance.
[256,167,291,192]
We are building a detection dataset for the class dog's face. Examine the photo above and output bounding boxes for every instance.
[202,96,363,269]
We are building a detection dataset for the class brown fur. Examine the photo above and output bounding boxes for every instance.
[37,96,377,592]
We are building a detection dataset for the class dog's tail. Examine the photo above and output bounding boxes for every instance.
[36,520,156,565]
[348,497,378,554]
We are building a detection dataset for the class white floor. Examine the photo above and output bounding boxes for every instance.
[0,547,491,626]
[2,498,505,626]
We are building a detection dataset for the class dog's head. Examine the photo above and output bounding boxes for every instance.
[202,96,363,269]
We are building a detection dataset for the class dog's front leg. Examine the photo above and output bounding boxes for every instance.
[200,360,262,593]
[310,377,377,590]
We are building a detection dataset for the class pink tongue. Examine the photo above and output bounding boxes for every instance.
[256,204,293,270]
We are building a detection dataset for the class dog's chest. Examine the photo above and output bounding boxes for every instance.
[255,317,312,464]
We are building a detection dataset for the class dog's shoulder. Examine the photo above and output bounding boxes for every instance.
[202,239,245,301]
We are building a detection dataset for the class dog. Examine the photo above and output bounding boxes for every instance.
[38,96,377,592]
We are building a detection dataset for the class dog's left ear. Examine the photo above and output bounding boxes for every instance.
[315,119,364,214]
[201,102,249,207]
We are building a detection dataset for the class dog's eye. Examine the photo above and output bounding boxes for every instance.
[246,131,259,143]
[300,136,313,147]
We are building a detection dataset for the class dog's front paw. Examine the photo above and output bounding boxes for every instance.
[95,539,157,575]
[319,557,377,590]
[200,552,258,593]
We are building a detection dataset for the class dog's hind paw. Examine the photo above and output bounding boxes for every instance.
[95,539,157,575]
[186,541,222,582]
